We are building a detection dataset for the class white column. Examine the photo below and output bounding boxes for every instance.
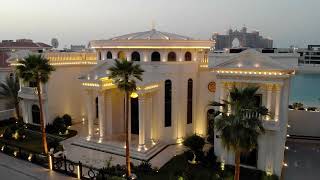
[85,90,95,138]
[138,94,146,147]
[105,91,113,135]
[145,95,152,144]
[101,51,106,60]
[226,82,233,115]
[219,81,226,112]
[274,84,282,121]
[266,84,273,120]
[98,91,105,140]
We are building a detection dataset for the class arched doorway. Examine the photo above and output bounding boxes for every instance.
[32,105,40,124]
[131,98,139,134]
[207,109,215,144]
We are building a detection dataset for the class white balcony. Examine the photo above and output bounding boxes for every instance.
[18,87,47,100]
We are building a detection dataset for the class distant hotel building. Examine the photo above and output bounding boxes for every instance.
[212,26,273,50]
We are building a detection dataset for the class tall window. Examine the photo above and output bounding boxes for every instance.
[168,52,176,61]
[32,105,40,124]
[151,51,161,62]
[187,79,193,124]
[131,51,140,61]
[95,97,99,119]
[164,80,172,127]
[107,51,112,59]
[185,52,192,61]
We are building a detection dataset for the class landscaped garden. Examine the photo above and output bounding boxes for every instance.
[0,114,77,154]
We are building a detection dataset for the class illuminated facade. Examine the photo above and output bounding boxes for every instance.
[14,28,298,176]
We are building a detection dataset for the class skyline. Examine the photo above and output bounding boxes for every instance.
[1,0,319,48]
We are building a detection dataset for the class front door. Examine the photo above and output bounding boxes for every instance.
[131,98,139,134]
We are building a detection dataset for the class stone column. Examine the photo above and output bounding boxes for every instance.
[85,90,95,138]
[145,95,152,144]
[266,84,273,120]
[274,84,282,122]
[219,81,226,112]
[225,82,233,115]
[105,90,113,135]
[101,51,106,61]
[138,94,146,147]
[98,91,105,140]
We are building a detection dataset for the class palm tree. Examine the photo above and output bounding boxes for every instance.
[209,86,267,180]
[0,75,21,120]
[109,59,144,178]
[16,54,55,154]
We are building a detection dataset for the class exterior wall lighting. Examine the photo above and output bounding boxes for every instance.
[49,155,53,170]
[130,92,139,98]
[28,154,33,161]
[77,165,81,179]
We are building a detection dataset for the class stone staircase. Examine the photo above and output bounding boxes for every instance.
[71,137,168,161]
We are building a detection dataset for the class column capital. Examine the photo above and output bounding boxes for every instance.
[274,84,283,91]
[266,84,274,91]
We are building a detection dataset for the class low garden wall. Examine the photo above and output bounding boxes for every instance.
[288,110,320,137]
[0,109,15,121]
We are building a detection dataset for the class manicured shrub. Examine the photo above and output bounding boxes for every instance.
[62,114,72,126]
[3,127,13,139]
[183,134,205,152]
[307,107,317,111]
[292,102,304,110]
[202,146,217,167]
[52,116,66,134]
[136,161,154,174]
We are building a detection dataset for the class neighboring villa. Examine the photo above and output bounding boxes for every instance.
[9,28,299,177]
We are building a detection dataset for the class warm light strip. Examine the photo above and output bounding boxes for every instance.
[103,83,113,87]
[82,83,100,87]
[215,70,285,76]
[91,46,211,49]
[200,65,208,68]
[144,84,159,90]
[50,61,97,65]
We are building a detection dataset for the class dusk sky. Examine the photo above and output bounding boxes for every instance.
[1,0,319,48]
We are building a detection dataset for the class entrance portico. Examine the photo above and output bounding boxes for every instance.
[79,67,163,158]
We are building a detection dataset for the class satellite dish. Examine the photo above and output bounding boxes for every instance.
[51,38,59,49]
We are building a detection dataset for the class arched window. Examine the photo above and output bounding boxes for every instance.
[185,52,192,61]
[164,80,172,127]
[167,52,176,61]
[32,105,40,124]
[106,51,112,59]
[187,79,193,124]
[131,51,140,61]
[117,51,126,60]
[151,51,161,62]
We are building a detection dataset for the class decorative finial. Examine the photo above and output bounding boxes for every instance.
[151,20,156,30]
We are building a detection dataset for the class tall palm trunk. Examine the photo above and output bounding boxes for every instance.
[125,91,131,177]
[36,82,48,154]
[234,151,241,180]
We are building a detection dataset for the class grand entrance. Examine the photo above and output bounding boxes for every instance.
[131,98,139,135]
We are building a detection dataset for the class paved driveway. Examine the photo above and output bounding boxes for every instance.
[0,153,74,180]
[284,139,320,180]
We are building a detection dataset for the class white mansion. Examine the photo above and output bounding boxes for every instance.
[10,28,298,176]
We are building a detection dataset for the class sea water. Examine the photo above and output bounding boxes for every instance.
[290,73,320,107]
